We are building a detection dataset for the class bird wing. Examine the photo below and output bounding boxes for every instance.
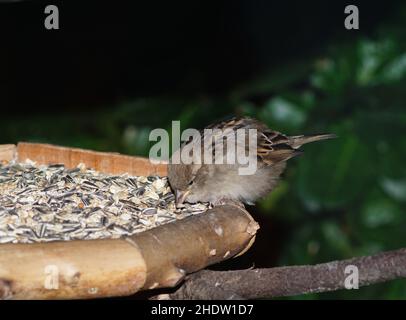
[208,117,303,166]
[180,117,334,167]
[204,117,300,165]
[257,130,302,166]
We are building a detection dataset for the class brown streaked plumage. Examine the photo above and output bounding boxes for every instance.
[168,117,336,207]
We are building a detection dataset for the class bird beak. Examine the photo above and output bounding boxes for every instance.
[175,190,190,208]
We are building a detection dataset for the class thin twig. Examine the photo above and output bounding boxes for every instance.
[166,247,406,299]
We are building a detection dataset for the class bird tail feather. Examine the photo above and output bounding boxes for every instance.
[289,133,337,149]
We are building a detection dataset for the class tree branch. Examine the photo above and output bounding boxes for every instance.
[166,248,406,299]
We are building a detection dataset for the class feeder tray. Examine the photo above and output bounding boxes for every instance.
[0,143,258,299]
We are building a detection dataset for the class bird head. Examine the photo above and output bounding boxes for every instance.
[167,163,197,207]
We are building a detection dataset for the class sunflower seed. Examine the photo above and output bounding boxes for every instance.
[0,160,211,244]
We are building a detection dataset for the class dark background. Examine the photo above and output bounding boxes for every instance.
[1,0,406,299]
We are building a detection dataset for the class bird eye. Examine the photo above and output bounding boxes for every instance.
[188,180,194,186]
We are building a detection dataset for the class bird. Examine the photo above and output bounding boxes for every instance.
[168,117,335,207]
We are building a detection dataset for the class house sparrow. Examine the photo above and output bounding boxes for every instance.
[168,117,335,207]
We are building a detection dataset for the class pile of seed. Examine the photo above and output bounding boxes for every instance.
[0,160,210,244]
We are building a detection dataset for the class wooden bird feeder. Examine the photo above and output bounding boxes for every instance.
[0,143,258,299]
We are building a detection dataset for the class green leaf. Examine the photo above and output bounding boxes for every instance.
[296,127,373,210]
[361,197,400,228]
[259,97,306,131]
